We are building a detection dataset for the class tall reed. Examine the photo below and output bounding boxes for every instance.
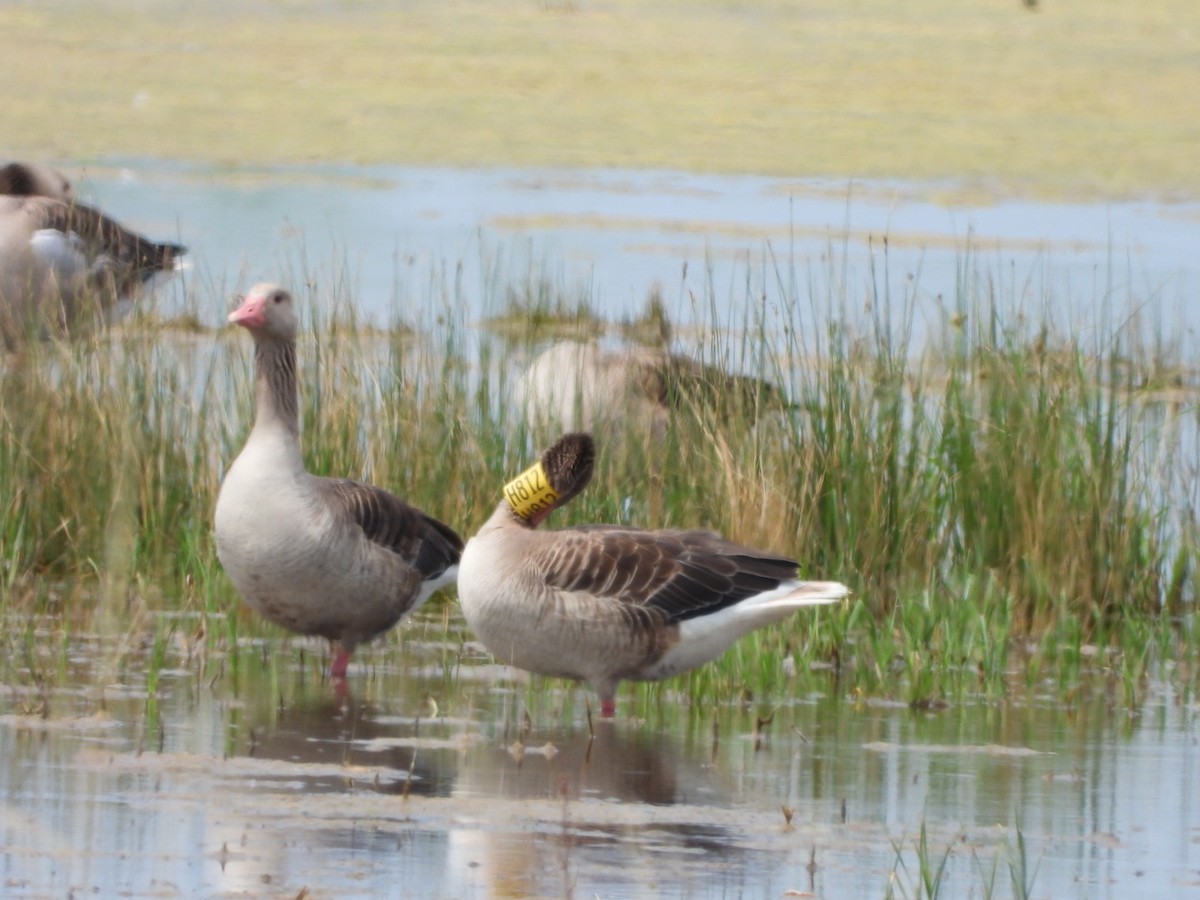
[0,243,1193,706]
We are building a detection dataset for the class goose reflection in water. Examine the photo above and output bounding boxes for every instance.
[446,723,760,899]
[233,692,458,797]
[455,722,707,805]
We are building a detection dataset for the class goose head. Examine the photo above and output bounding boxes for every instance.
[504,432,595,527]
[229,282,297,341]
[0,161,73,201]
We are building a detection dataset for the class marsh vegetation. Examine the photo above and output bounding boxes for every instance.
[1,244,1194,717]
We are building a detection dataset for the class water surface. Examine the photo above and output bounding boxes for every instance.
[78,161,1200,347]
[1,610,1196,898]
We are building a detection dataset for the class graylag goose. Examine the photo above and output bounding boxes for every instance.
[0,190,186,345]
[456,432,849,717]
[513,341,790,437]
[214,283,463,678]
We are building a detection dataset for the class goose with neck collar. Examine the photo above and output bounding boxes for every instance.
[457,432,849,718]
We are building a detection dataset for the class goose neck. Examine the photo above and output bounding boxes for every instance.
[253,338,300,438]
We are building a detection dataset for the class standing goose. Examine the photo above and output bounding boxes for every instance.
[0,193,186,345]
[457,433,849,717]
[214,283,463,678]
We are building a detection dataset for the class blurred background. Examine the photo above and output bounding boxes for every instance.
[2,0,1195,329]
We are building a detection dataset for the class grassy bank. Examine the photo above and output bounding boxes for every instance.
[1,0,1197,200]
[0,245,1194,710]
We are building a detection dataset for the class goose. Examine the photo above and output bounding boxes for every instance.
[513,341,790,437]
[456,432,849,717]
[214,283,464,678]
[0,193,186,345]
[0,161,74,201]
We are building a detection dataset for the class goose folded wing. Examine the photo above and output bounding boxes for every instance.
[538,527,799,625]
[32,198,185,284]
[321,478,464,579]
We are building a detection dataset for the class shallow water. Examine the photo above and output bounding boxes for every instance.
[1,609,1197,899]
[77,161,1200,348]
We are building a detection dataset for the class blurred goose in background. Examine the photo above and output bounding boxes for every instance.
[0,184,186,345]
[0,161,74,201]
[457,432,849,717]
[512,340,790,437]
[214,283,463,679]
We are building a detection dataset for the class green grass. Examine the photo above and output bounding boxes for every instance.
[886,821,958,900]
[0,243,1195,711]
[885,821,1042,900]
[0,0,1198,199]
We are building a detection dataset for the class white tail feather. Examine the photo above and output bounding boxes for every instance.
[743,579,850,612]
[655,579,851,679]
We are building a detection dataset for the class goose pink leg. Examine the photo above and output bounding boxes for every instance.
[331,647,351,679]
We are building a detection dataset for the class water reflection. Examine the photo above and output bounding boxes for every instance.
[446,723,780,899]
[0,623,1198,898]
[223,691,749,882]
[234,693,457,796]
[454,723,697,805]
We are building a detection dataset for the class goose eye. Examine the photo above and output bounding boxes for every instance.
[273,293,284,304]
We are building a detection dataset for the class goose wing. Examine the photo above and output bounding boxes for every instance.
[31,198,185,285]
[320,478,463,580]
[536,526,798,625]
